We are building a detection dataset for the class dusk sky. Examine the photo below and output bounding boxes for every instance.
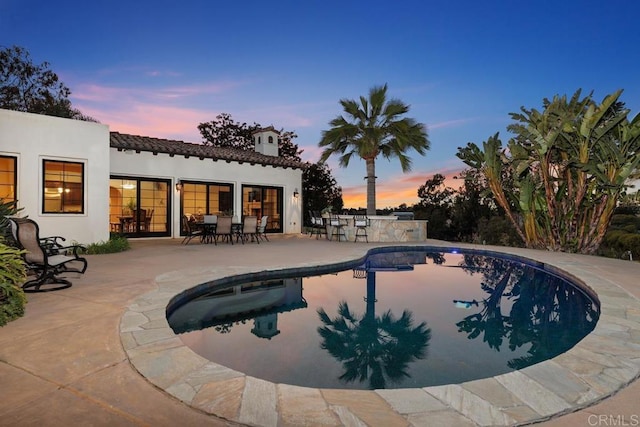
[3,1,639,208]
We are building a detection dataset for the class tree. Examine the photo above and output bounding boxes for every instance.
[0,45,93,121]
[457,89,640,254]
[198,112,303,161]
[319,84,430,215]
[449,168,497,242]
[414,174,454,240]
[302,162,343,225]
[197,113,256,150]
[455,254,598,369]
[417,173,454,207]
[317,301,430,389]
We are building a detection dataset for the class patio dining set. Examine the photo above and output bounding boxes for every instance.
[181,214,269,245]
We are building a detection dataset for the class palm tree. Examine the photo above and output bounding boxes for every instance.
[319,84,430,215]
[317,270,430,389]
[317,302,430,389]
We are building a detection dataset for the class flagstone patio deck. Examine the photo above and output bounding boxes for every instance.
[1,236,639,426]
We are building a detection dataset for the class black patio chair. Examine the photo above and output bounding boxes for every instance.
[181,215,203,245]
[10,217,88,292]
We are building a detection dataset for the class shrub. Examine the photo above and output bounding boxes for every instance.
[614,205,640,215]
[0,199,22,244]
[0,240,27,326]
[84,234,130,254]
[598,214,640,259]
[476,216,523,247]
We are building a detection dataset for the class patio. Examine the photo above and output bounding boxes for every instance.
[1,236,639,426]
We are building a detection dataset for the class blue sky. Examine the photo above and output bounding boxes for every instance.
[3,0,639,208]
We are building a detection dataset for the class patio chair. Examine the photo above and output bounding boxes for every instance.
[203,214,217,225]
[142,209,154,232]
[133,209,146,232]
[10,217,88,292]
[181,215,203,245]
[214,216,234,245]
[239,216,259,244]
[257,215,269,242]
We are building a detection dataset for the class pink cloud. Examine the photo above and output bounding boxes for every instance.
[73,81,244,104]
[429,118,477,130]
[83,103,214,141]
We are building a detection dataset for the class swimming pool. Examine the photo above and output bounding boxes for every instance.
[167,248,599,390]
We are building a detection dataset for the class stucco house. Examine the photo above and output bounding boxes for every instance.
[0,108,305,244]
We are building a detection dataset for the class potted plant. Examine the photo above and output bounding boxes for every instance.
[125,199,137,215]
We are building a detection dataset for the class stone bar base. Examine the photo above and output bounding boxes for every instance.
[324,215,428,242]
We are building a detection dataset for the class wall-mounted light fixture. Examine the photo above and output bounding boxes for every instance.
[293,188,299,198]
[176,180,183,191]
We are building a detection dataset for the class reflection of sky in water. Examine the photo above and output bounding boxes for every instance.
[174,252,598,390]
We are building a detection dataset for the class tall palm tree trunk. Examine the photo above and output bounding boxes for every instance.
[365,271,376,321]
[366,158,376,216]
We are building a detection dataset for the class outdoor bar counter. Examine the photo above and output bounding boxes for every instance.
[324,215,428,242]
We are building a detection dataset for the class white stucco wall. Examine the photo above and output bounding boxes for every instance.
[1,108,303,244]
[110,149,303,237]
[0,109,111,244]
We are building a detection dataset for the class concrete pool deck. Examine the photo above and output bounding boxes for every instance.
[0,236,639,426]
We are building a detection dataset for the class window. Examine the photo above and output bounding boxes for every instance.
[43,160,84,213]
[268,136,274,144]
[0,156,17,202]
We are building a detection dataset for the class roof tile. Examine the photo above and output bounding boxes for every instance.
[110,132,306,169]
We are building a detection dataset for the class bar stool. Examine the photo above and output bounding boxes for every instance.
[329,213,346,242]
[310,212,327,239]
[354,214,369,242]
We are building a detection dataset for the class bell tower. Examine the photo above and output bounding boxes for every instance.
[252,126,280,157]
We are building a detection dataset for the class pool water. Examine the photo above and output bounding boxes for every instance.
[167,249,599,390]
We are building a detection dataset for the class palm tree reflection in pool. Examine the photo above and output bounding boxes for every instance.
[317,271,431,389]
[455,254,599,370]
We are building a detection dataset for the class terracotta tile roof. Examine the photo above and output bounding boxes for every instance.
[251,126,280,134]
[110,132,307,169]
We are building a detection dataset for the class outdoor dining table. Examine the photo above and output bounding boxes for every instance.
[191,220,243,244]
[197,222,217,244]
[118,216,134,232]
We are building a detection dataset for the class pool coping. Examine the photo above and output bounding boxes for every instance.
[120,242,640,426]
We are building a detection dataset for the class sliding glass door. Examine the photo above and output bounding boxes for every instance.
[179,181,233,234]
[242,185,282,233]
